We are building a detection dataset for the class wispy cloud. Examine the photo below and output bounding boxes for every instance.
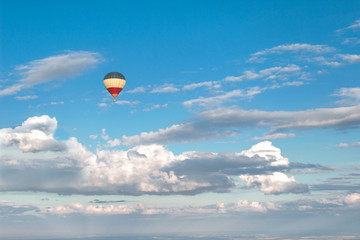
[115,100,140,105]
[253,43,336,55]
[183,87,262,107]
[339,142,360,148]
[197,105,360,131]
[248,43,336,62]
[337,19,360,32]
[224,64,302,82]
[127,86,148,93]
[143,104,168,112]
[121,122,236,146]
[253,132,296,140]
[151,84,179,93]
[0,51,102,96]
[15,95,38,100]
[183,81,221,91]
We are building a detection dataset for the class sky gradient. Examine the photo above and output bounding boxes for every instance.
[1,0,360,239]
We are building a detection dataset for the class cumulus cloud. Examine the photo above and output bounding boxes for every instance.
[239,172,309,194]
[0,116,315,195]
[344,193,360,204]
[0,51,101,96]
[105,138,121,148]
[0,115,66,152]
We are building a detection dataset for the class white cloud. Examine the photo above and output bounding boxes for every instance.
[311,54,360,68]
[47,203,138,215]
[253,132,296,140]
[333,87,360,106]
[115,100,140,105]
[337,19,360,32]
[183,87,262,107]
[105,138,121,148]
[239,141,289,166]
[248,43,336,63]
[127,86,147,93]
[337,54,360,63]
[121,105,360,146]
[224,64,302,82]
[0,51,101,96]
[15,95,38,100]
[182,81,220,91]
[252,43,336,56]
[1,116,314,195]
[89,135,98,140]
[98,103,108,107]
[0,115,66,152]
[234,200,276,212]
[121,123,235,146]
[151,84,179,93]
[197,105,360,131]
[281,81,305,87]
[344,193,360,204]
[342,37,360,45]
[239,172,309,194]
[101,129,109,140]
[143,104,168,112]
[339,142,360,148]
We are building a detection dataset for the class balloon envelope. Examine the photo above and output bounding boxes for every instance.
[104,72,126,101]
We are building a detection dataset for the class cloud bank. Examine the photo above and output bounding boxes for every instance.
[0,116,315,195]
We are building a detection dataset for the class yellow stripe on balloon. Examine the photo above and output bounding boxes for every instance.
[103,78,126,89]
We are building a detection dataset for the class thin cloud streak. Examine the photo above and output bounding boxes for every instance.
[0,51,102,96]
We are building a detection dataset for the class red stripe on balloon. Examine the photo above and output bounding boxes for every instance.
[107,87,123,95]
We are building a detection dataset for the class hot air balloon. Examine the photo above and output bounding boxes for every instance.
[104,72,126,101]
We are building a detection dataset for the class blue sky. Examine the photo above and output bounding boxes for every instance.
[1,0,360,238]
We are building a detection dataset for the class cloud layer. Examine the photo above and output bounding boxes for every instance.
[121,104,360,145]
[0,116,316,195]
